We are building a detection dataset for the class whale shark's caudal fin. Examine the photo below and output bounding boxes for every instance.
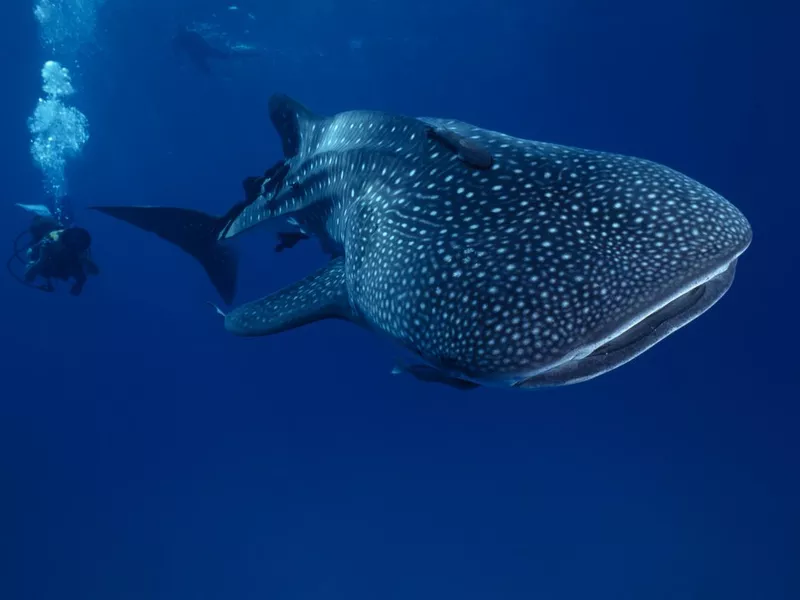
[89,205,238,304]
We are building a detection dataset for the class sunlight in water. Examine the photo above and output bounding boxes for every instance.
[33,0,106,56]
[30,0,102,216]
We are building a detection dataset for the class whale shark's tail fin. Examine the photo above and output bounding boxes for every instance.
[89,205,238,304]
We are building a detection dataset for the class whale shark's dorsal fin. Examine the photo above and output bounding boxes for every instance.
[268,93,324,158]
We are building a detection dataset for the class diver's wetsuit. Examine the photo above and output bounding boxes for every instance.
[29,215,60,245]
[25,227,99,295]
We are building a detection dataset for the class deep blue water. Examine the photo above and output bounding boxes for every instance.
[2,1,798,598]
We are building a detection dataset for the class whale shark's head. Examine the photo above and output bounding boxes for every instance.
[376,119,752,388]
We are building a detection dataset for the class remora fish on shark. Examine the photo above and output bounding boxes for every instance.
[91,94,752,390]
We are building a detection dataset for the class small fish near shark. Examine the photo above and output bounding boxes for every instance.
[90,94,752,391]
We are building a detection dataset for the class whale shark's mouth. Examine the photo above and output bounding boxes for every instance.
[513,258,740,389]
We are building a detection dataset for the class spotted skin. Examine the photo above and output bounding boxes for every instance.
[351,119,751,384]
[93,95,753,389]
[226,257,352,336]
[220,97,751,388]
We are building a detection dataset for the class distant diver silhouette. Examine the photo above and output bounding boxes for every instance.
[7,212,99,296]
[172,28,259,74]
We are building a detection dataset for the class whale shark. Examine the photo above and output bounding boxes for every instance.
[90,94,752,390]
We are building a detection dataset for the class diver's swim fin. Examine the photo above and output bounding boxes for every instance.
[89,205,238,304]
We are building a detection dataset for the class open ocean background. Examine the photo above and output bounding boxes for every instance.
[1,1,798,598]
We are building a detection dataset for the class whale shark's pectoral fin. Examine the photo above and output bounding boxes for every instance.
[391,360,480,391]
[224,257,353,336]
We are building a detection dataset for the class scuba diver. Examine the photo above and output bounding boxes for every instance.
[172,27,260,75]
[8,202,99,296]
